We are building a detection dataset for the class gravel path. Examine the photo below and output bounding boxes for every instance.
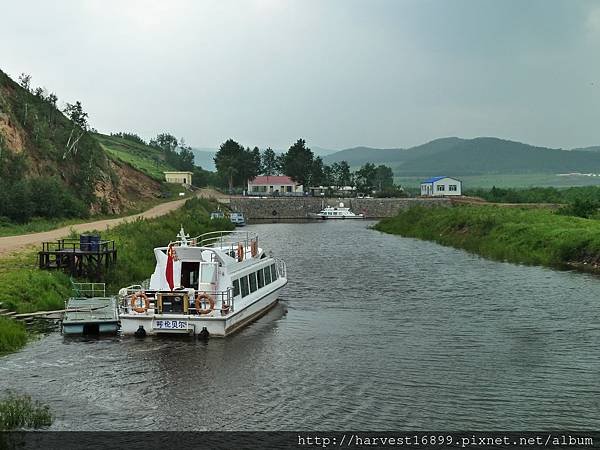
[0,189,228,256]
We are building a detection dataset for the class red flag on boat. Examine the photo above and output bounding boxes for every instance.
[165,244,175,291]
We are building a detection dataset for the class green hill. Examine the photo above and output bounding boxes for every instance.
[394,137,600,176]
[95,133,177,181]
[0,69,160,222]
[323,137,465,168]
[323,137,600,178]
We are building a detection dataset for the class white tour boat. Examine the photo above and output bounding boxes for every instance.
[118,227,287,338]
[317,202,364,219]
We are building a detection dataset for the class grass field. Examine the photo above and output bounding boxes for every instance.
[395,173,600,189]
[95,133,177,181]
[375,205,600,269]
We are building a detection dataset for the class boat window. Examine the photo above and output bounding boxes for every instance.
[257,269,265,288]
[249,272,257,293]
[180,262,199,288]
[271,264,278,280]
[200,262,218,284]
[233,279,240,297]
[264,265,272,284]
[240,276,249,297]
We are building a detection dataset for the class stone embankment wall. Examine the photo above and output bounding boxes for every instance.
[228,197,451,220]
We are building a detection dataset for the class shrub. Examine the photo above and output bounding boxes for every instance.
[0,318,28,355]
[0,392,52,430]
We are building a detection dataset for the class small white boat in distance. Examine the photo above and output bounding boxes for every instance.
[317,202,364,219]
[119,227,287,338]
[210,210,225,220]
[230,212,246,226]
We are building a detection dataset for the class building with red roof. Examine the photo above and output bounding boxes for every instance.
[247,175,303,196]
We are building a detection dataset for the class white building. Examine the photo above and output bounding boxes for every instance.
[164,171,193,186]
[420,176,462,196]
[247,176,303,196]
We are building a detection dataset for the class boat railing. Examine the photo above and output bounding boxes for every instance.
[194,230,258,249]
[274,257,287,278]
[71,281,106,298]
[119,287,235,314]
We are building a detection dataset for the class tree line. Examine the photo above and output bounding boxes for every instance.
[214,138,400,195]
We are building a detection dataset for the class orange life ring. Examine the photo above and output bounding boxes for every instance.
[237,242,244,262]
[195,293,215,315]
[250,239,258,257]
[130,292,149,313]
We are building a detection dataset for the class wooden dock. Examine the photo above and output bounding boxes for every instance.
[38,237,117,280]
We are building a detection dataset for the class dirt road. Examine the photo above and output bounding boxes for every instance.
[0,188,228,256]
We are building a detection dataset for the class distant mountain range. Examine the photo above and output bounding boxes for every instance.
[192,137,600,177]
[323,137,600,176]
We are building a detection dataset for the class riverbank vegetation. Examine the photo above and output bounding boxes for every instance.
[0,392,52,430]
[375,205,600,269]
[0,318,28,356]
[465,186,600,218]
[0,197,231,355]
[468,185,600,205]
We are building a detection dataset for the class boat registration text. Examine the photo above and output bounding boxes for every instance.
[154,320,189,330]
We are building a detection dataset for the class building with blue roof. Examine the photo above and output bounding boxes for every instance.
[420,176,462,196]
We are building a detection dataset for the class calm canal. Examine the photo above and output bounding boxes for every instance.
[1,220,600,430]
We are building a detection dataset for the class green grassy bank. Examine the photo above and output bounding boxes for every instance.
[374,205,600,269]
[0,392,53,431]
[0,197,231,355]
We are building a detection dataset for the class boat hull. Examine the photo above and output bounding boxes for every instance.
[120,282,285,337]
[318,215,364,219]
[63,321,119,335]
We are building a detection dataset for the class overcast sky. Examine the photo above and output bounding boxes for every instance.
[1,0,599,150]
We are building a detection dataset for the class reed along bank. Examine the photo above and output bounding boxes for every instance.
[374,205,600,271]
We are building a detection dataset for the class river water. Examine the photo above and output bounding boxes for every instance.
[1,220,600,430]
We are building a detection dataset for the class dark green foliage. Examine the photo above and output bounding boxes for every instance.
[149,132,196,172]
[63,101,88,129]
[355,162,377,192]
[110,132,146,145]
[261,148,278,176]
[310,156,326,186]
[330,161,352,188]
[282,139,313,189]
[0,318,28,356]
[557,198,600,219]
[374,186,407,198]
[469,186,600,219]
[191,166,219,188]
[213,139,260,190]
[0,173,88,223]
[488,185,600,204]
[0,392,52,430]
[375,205,600,268]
